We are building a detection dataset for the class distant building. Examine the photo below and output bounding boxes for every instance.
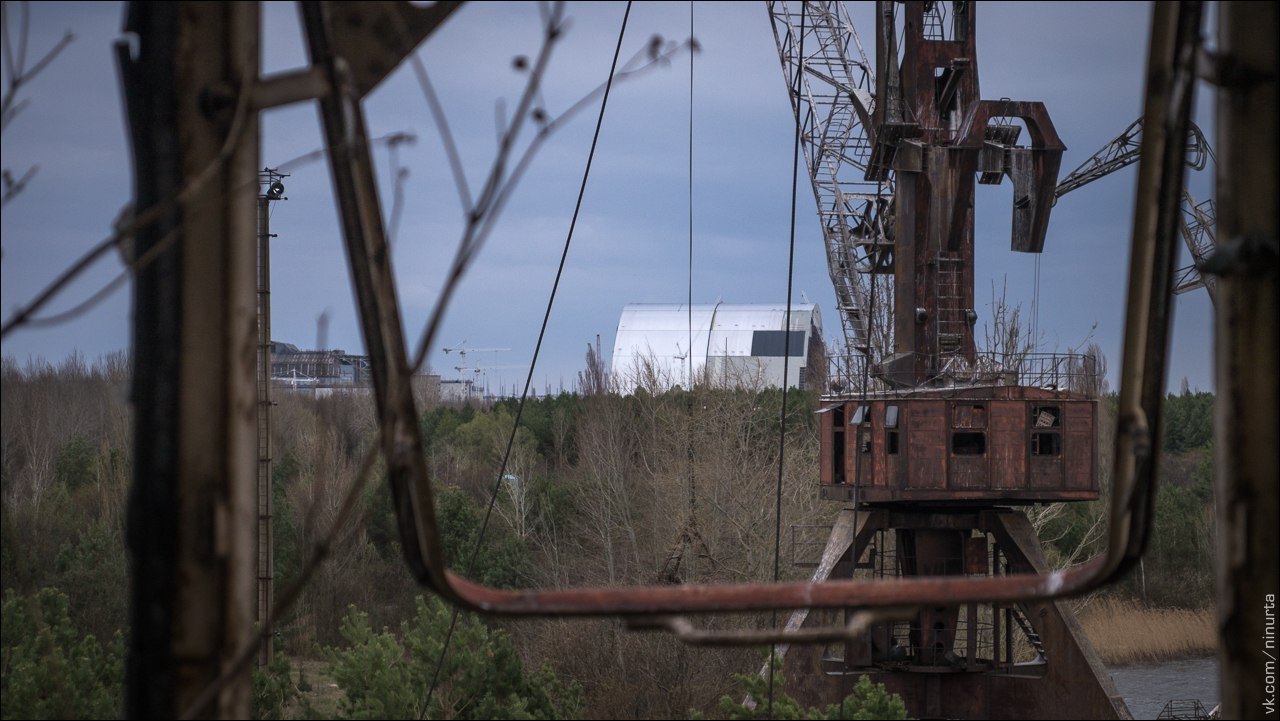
[610,303,825,394]
[271,341,370,388]
[439,378,479,405]
[269,342,442,405]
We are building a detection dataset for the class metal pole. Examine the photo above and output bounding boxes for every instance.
[256,172,277,668]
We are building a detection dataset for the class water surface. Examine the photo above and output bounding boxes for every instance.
[1110,656,1219,720]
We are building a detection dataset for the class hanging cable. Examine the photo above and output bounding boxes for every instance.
[840,201,881,717]
[769,3,805,717]
[417,5,632,718]
[687,2,695,394]
[685,0,698,574]
[1032,253,1041,352]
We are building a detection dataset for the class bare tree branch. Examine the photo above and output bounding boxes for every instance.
[0,130,413,336]
[1,1,74,130]
[409,26,695,372]
[0,1,73,212]
[0,70,253,338]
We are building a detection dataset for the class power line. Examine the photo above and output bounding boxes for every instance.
[417,4,632,717]
[769,4,805,717]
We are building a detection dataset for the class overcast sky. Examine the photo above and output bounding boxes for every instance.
[1,1,1218,395]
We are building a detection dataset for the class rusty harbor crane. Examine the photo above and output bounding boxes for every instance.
[85,1,1273,717]
[767,1,1123,716]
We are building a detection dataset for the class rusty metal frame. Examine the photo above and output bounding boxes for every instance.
[297,1,1201,644]
[300,0,455,590]
[954,99,1065,254]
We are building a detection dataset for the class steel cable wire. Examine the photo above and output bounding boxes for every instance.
[417,5,632,717]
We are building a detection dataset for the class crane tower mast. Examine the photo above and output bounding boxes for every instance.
[772,1,1066,389]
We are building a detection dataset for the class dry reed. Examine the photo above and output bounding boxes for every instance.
[1078,597,1215,665]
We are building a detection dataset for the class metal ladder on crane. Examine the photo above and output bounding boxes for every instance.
[936,254,966,360]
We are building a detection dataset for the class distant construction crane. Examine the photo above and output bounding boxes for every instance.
[453,363,522,399]
[442,342,511,364]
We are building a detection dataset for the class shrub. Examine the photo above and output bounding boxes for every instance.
[698,654,906,720]
[0,587,123,720]
[322,596,581,720]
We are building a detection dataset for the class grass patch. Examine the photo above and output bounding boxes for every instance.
[1078,597,1215,665]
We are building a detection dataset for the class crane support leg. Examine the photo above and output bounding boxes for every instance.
[780,508,1129,719]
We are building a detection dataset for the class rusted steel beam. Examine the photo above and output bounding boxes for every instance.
[954,100,1065,254]
[627,610,896,647]
[773,510,1130,719]
[444,558,1101,617]
[299,0,457,595]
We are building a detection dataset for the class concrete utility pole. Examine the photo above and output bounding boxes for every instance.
[120,3,260,717]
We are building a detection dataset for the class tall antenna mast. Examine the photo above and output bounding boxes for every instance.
[256,167,287,667]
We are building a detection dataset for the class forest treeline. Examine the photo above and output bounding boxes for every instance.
[1,353,1216,718]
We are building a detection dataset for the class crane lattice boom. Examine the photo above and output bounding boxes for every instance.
[768,0,894,381]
